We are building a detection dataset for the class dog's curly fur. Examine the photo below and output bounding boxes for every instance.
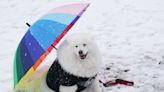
[56,33,101,92]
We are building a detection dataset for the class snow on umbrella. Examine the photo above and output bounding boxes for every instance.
[13,3,90,88]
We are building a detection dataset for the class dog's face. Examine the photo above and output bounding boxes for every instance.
[66,34,96,61]
[73,43,88,60]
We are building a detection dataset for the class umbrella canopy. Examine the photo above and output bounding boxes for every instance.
[13,3,90,88]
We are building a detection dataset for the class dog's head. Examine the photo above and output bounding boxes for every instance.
[58,33,99,61]
[66,34,95,61]
[57,33,101,77]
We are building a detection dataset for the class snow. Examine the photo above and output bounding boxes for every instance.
[0,0,164,92]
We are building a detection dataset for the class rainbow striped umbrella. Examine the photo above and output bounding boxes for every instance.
[13,3,90,88]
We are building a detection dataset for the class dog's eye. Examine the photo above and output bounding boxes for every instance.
[83,44,87,46]
[75,45,78,48]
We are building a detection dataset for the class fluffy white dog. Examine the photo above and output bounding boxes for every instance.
[15,33,101,92]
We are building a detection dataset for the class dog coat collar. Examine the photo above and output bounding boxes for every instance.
[77,74,97,87]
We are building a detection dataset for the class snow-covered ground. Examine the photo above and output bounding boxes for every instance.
[0,0,164,92]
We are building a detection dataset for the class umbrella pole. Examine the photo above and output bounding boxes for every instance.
[51,45,58,50]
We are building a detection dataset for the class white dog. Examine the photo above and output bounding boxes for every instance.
[15,33,101,92]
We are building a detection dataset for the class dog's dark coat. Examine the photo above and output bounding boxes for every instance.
[46,59,96,92]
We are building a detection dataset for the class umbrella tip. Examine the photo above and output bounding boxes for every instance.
[26,22,31,27]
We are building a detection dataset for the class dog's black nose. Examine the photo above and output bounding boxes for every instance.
[79,50,83,55]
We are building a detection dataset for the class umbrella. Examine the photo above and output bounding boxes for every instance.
[13,3,90,88]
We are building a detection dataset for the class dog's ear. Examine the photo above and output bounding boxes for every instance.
[58,39,69,50]
[63,39,69,46]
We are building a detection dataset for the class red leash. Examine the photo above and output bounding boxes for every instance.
[99,79,134,87]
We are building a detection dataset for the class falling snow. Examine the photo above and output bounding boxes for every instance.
[0,0,164,92]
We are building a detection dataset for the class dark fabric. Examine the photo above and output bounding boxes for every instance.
[46,59,95,92]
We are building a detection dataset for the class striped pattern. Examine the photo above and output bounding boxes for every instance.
[13,3,90,88]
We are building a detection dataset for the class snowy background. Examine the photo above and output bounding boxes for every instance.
[0,0,164,92]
